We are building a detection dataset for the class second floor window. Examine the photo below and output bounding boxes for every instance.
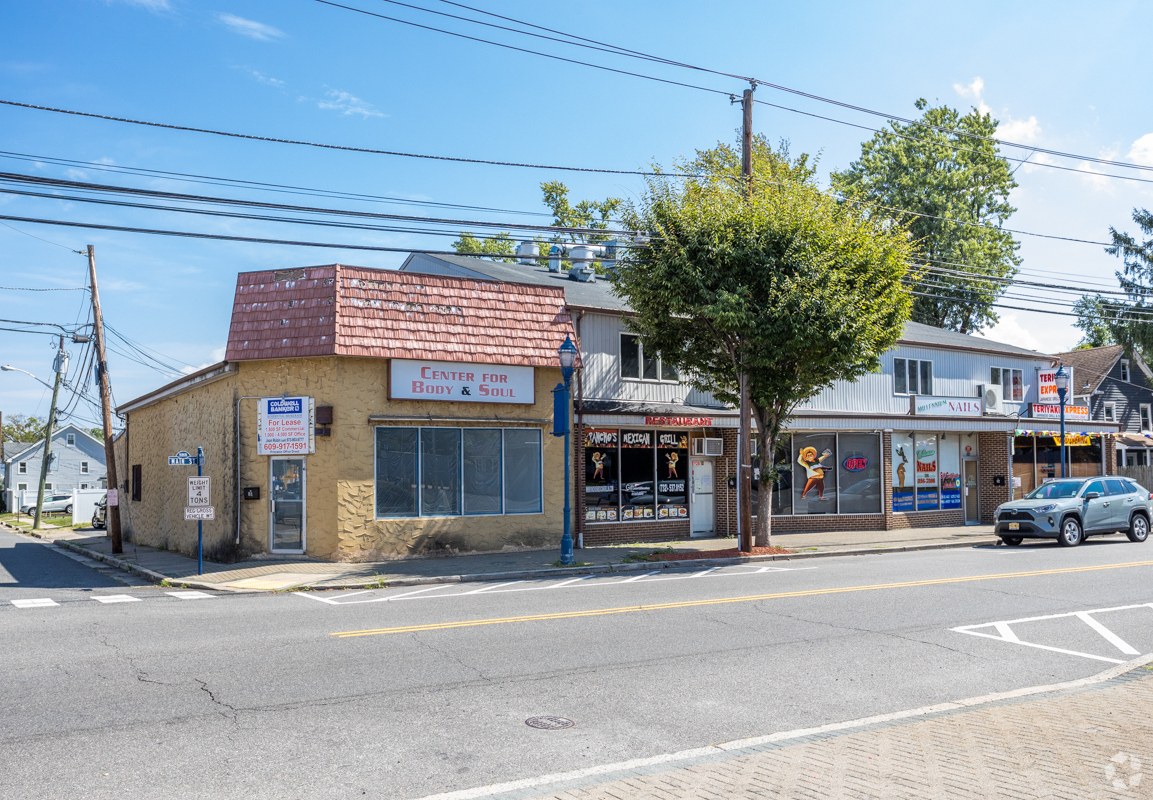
[894,358,932,396]
[620,334,678,382]
[1122,360,1131,382]
[66,433,75,446]
[990,367,1024,401]
[81,461,89,474]
[18,462,26,474]
[1141,404,1152,433]
[1104,402,1116,422]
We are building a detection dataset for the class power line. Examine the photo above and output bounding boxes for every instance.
[0,219,80,251]
[0,285,87,291]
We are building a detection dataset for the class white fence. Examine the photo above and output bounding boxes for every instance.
[4,487,105,526]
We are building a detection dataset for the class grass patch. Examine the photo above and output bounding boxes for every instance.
[621,547,675,563]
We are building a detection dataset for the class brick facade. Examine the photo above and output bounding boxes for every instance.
[977,431,1011,524]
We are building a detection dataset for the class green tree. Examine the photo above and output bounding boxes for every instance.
[450,231,516,262]
[2,414,47,443]
[89,427,104,441]
[616,138,914,547]
[831,99,1021,333]
[1073,208,1153,357]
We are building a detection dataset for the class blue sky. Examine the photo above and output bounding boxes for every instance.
[2,0,1151,425]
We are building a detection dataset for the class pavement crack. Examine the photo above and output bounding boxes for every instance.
[194,679,240,722]
[410,632,494,684]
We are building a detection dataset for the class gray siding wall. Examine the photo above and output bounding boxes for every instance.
[798,345,1052,415]
[579,312,722,407]
[1090,358,1153,433]
[3,427,106,494]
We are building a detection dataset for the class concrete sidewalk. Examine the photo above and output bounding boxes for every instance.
[22,523,998,591]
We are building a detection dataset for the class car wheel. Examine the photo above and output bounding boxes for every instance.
[1058,517,1083,547]
[1127,514,1149,543]
[65,504,73,515]
[1001,536,1023,546]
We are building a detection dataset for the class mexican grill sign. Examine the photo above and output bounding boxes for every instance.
[389,359,534,404]
[257,396,315,455]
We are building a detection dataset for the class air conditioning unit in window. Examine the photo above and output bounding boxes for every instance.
[692,437,723,456]
[980,383,1004,415]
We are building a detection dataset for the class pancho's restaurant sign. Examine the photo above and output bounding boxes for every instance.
[1031,403,1090,422]
[390,359,534,404]
[257,396,315,455]
[913,396,982,417]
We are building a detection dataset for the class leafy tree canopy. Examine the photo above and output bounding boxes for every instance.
[615,137,914,545]
[451,231,516,262]
[1073,208,1153,358]
[2,414,47,444]
[831,99,1021,334]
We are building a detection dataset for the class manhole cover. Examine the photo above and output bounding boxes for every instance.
[525,716,575,730]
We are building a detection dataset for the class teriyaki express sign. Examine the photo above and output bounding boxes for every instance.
[389,359,535,404]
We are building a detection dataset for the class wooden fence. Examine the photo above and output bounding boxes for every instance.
[1116,465,1153,489]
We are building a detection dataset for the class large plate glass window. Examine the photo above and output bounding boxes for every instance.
[503,428,543,513]
[656,431,688,519]
[793,433,837,514]
[894,358,932,395]
[891,433,915,512]
[1068,433,1103,478]
[583,429,619,522]
[421,428,461,516]
[837,433,881,514]
[938,434,961,509]
[771,435,792,515]
[375,428,419,517]
[462,429,502,515]
[915,433,939,510]
[620,429,655,521]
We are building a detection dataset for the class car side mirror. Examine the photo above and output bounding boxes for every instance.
[1084,491,1100,500]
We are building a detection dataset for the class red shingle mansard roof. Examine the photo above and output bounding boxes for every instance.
[225,265,577,367]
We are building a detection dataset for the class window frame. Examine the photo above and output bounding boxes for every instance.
[17,483,27,491]
[619,333,679,384]
[66,433,75,446]
[43,483,52,491]
[131,464,142,502]
[1122,359,1131,382]
[18,462,27,474]
[373,426,544,519]
[80,461,89,474]
[1103,401,1116,422]
[894,357,933,396]
[991,366,1024,401]
[1142,404,1152,433]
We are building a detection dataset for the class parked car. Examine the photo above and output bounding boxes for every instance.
[92,494,107,529]
[20,494,73,516]
[994,477,1152,547]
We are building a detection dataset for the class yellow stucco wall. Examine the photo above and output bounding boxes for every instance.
[122,357,571,563]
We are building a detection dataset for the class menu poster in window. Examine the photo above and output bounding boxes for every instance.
[892,433,915,512]
[620,430,655,521]
[656,431,688,518]
[916,434,939,510]
[583,429,619,521]
[938,434,961,509]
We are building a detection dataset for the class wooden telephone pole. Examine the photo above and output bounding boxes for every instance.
[87,245,123,553]
[737,84,755,553]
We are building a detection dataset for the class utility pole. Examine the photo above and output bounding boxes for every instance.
[736,84,755,553]
[87,245,123,553]
[33,336,65,530]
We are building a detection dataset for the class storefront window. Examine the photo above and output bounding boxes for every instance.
[583,429,620,522]
[620,430,656,521]
[421,428,461,515]
[1012,435,1035,499]
[838,433,881,514]
[771,436,792,515]
[892,432,915,512]
[794,433,837,514]
[1037,438,1060,481]
[375,427,542,518]
[503,429,543,513]
[463,429,502,514]
[915,433,939,510]
[657,431,689,520]
[938,434,961,510]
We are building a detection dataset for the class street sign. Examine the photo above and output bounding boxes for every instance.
[107,488,118,507]
[169,450,197,466]
[184,506,215,521]
[187,476,211,506]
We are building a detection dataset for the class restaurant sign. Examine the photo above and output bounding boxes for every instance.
[913,396,983,417]
[1038,368,1074,404]
[644,416,715,427]
[1031,403,1090,421]
[389,359,534,404]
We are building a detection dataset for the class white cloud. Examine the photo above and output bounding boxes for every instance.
[247,69,285,88]
[112,0,172,10]
[180,347,227,375]
[317,89,385,118]
[998,114,1041,143]
[953,77,990,115]
[975,314,1041,352]
[217,13,285,41]
[1129,133,1153,166]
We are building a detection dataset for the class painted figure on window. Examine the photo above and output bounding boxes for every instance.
[666,451,679,478]
[895,446,908,489]
[798,447,833,500]
[591,451,606,481]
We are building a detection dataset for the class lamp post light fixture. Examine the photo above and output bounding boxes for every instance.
[552,335,579,566]
[1054,365,1069,478]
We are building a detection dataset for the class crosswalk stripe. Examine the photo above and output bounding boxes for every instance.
[11,598,59,608]
[166,591,214,600]
[92,595,142,604]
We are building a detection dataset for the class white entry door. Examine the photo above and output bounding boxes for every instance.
[690,458,715,536]
[270,457,306,553]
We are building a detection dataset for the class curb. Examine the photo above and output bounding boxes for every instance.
[39,533,999,592]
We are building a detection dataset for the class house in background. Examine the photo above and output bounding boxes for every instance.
[1051,344,1153,466]
[2,425,108,511]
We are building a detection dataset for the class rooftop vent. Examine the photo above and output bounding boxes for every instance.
[516,241,540,265]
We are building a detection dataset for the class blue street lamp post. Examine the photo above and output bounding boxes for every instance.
[1055,365,1069,479]
[552,335,579,566]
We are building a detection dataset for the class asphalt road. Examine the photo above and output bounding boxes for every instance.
[2,527,1152,800]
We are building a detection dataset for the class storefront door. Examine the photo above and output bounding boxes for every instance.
[270,457,306,553]
[963,459,979,524]
[690,458,714,536]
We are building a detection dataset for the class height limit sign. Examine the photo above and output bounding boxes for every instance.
[187,476,211,506]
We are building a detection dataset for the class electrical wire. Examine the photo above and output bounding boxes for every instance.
[0,285,87,291]
[0,219,80,250]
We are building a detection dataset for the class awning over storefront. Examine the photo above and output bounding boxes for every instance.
[1115,432,1153,447]
[789,412,1120,434]
[581,399,738,428]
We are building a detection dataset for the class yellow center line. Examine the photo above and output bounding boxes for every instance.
[330,559,1153,638]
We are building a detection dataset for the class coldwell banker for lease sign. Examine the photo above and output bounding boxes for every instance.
[390,359,535,404]
[257,396,315,454]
